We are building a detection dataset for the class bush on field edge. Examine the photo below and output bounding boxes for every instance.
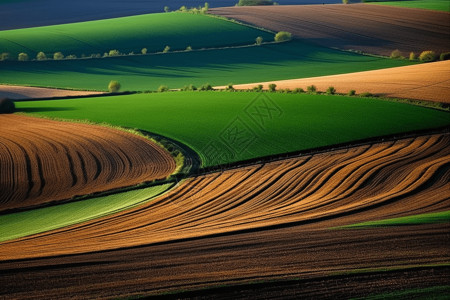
[0,98,15,114]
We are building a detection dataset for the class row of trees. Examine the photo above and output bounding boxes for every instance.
[390,50,450,62]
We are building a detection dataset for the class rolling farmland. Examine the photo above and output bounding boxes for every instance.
[211,4,450,56]
[1,1,449,299]
[0,114,175,211]
[14,92,450,167]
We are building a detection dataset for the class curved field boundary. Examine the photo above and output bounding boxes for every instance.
[1,134,448,260]
[210,4,450,56]
[0,114,176,212]
[220,60,450,103]
[0,85,103,100]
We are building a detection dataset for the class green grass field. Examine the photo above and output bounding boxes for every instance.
[368,0,450,12]
[337,210,450,229]
[16,91,450,167]
[0,183,173,242]
[0,12,274,58]
[0,40,412,91]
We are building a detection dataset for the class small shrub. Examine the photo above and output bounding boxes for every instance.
[282,88,292,93]
[360,92,373,97]
[255,36,263,45]
[164,6,170,12]
[440,52,450,61]
[326,86,336,95]
[108,80,121,93]
[199,83,213,91]
[348,89,356,96]
[390,49,403,59]
[0,52,11,61]
[226,83,235,91]
[307,85,317,93]
[186,46,192,51]
[179,5,187,12]
[419,50,436,62]
[268,83,277,92]
[91,53,101,58]
[141,48,148,54]
[163,46,170,53]
[158,85,169,92]
[103,52,109,58]
[0,98,15,114]
[53,52,64,60]
[109,49,120,57]
[36,51,47,60]
[18,52,29,61]
[409,52,416,61]
[293,88,304,93]
[342,0,349,3]
[274,31,292,42]
[187,84,197,91]
[66,54,77,59]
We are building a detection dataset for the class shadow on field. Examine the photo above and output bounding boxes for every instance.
[16,107,75,113]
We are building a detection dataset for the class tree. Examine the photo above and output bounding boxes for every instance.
[164,6,170,12]
[109,49,120,57]
[256,36,263,45]
[326,86,336,95]
[186,46,193,51]
[141,48,147,55]
[274,31,292,42]
[419,50,436,62]
[204,2,209,11]
[158,85,169,92]
[342,0,349,4]
[268,83,277,92]
[307,85,317,93]
[409,52,416,61]
[163,46,170,53]
[108,80,121,93]
[0,98,15,114]
[36,51,47,60]
[18,52,29,61]
[53,52,64,60]
[390,49,403,59]
[0,52,11,61]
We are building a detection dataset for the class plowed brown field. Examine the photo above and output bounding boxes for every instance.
[1,134,448,260]
[0,114,175,212]
[211,4,450,56]
[0,134,448,299]
[0,85,103,100]
[221,60,450,103]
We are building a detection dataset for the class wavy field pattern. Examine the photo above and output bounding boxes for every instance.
[1,134,448,260]
[0,115,175,212]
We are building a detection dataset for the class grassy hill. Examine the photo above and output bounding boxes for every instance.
[16,91,450,167]
[0,12,274,58]
[0,40,413,91]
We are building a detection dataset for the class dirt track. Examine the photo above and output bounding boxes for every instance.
[211,4,450,56]
[0,85,103,100]
[0,134,448,298]
[0,115,175,211]
[221,60,450,103]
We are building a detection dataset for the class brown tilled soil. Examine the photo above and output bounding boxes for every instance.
[0,134,448,298]
[0,114,175,212]
[0,85,103,100]
[220,60,450,103]
[211,4,450,56]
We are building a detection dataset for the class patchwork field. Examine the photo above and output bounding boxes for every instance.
[0,85,103,99]
[0,134,448,298]
[14,92,450,167]
[227,60,450,103]
[211,4,450,56]
[0,114,175,212]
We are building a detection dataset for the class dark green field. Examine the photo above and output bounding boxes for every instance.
[1,40,412,91]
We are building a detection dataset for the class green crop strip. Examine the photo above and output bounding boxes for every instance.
[336,210,450,229]
[15,91,450,167]
[0,183,173,242]
[367,0,450,12]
